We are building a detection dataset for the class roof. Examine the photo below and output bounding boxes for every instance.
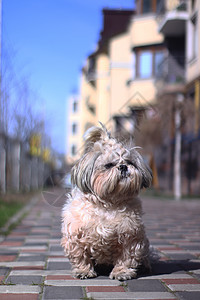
[89,9,134,57]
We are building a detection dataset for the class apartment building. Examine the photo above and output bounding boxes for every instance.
[66,1,165,163]
[66,0,200,196]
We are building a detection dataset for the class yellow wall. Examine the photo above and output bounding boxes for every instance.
[130,14,164,47]
[109,33,132,118]
[128,79,157,106]
[79,71,97,136]
[96,54,110,125]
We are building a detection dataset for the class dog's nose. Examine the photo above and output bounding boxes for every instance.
[119,164,128,172]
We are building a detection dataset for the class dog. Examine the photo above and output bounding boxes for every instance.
[61,125,152,280]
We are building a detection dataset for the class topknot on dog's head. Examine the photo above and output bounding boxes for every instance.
[83,123,112,153]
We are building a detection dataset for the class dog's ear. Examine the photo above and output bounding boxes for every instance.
[141,164,152,189]
[83,123,110,153]
[71,151,101,194]
[132,150,152,189]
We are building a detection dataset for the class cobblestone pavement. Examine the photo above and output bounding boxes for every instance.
[0,191,200,300]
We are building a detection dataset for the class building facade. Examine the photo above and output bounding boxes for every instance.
[66,0,200,196]
[66,2,165,164]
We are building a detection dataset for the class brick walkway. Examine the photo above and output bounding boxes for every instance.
[0,191,200,300]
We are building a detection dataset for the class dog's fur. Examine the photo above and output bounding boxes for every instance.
[61,125,152,280]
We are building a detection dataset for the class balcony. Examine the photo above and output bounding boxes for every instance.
[157,0,188,36]
[156,54,186,93]
[85,70,97,86]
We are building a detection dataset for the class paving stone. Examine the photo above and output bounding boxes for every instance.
[6,237,25,242]
[151,260,183,275]
[43,286,83,299]
[0,285,40,293]
[0,267,10,275]
[162,278,200,285]
[46,275,78,280]
[183,245,200,250]
[24,242,48,247]
[168,284,200,292]
[12,228,30,233]
[166,253,197,260]
[193,273,200,280]
[29,232,50,236]
[47,258,69,262]
[0,255,16,262]
[175,291,200,300]
[44,279,121,286]
[179,260,200,272]
[87,291,176,299]
[32,225,51,228]
[128,279,168,292]
[0,262,45,268]
[17,255,46,262]
[49,245,63,251]
[0,241,23,247]
[0,251,18,255]
[0,294,39,300]
[6,275,43,285]
[151,240,176,245]
[10,270,72,276]
[47,261,71,270]
[86,286,125,292]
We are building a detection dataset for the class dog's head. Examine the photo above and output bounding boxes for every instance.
[71,125,152,201]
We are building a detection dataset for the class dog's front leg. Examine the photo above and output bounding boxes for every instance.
[109,258,138,280]
[71,249,97,279]
[109,237,150,280]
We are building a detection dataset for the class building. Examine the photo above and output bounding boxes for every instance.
[66,94,81,163]
[66,1,165,164]
[184,0,200,195]
[186,0,200,136]
[154,0,200,196]
[66,0,200,196]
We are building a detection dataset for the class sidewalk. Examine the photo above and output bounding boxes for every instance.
[0,191,200,300]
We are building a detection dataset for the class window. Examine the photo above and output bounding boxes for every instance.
[143,0,151,13]
[192,0,196,11]
[155,51,165,76]
[72,100,78,113]
[137,0,160,14]
[138,51,153,78]
[136,48,165,79]
[71,144,77,156]
[156,0,162,13]
[72,123,77,135]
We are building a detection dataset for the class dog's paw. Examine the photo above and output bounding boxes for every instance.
[73,269,97,280]
[109,268,137,281]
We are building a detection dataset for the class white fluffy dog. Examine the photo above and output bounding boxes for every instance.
[61,125,152,280]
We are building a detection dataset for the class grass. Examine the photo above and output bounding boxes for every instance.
[0,192,37,229]
[0,200,24,228]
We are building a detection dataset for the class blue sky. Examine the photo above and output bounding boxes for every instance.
[2,0,134,154]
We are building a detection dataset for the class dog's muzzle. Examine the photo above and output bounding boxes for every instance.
[119,164,128,178]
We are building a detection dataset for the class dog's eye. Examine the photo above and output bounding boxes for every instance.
[126,160,135,166]
[105,163,115,169]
